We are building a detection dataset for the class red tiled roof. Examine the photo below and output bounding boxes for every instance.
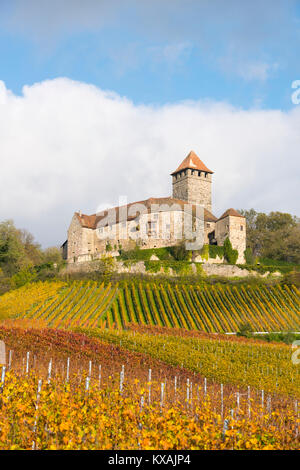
[75,197,217,229]
[171,150,213,175]
[218,208,244,220]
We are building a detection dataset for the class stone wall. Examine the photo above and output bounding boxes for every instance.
[67,215,96,263]
[227,215,246,264]
[215,215,246,264]
[202,263,251,277]
[172,169,212,211]
[64,259,281,279]
[67,210,246,265]
[93,209,204,254]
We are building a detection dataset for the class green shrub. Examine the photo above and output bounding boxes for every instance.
[10,267,37,289]
[255,332,300,344]
[208,245,224,259]
[223,238,238,265]
[105,242,112,252]
[199,244,209,261]
[144,261,161,273]
[237,322,253,338]
[244,247,254,265]
[119,246,173,262]
[168,242,190,261]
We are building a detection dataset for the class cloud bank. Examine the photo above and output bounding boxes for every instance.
[0,77,299,247]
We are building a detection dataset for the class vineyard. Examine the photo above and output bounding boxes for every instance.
[0,280,299,333]
[0,327,299,450]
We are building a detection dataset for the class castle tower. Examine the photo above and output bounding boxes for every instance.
[171,150,213,212]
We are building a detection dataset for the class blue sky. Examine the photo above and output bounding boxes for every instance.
[1,0,300,109]
[0,1,300,246]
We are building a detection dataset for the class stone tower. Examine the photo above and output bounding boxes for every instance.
[171,150,213,212]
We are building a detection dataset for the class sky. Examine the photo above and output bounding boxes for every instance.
[0,0,300,247]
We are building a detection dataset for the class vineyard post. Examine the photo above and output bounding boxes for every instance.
[137,394,145,449]
[222,418,229,440]
[8,350,13,370]
[88,360,92,378]
[160,382,165,408]
[186,378,190,407]
[98,365,102,389]
[26,351,30,375]
[261,389,264,409]
[174,376,177,401]
[267,395,271,416]
[140,395,144,413]
[236,392,240,411]
[204,377,207,399]
[85,376,90,392]
[66,358,70,383]
[247,386,251,419]
[120,365,125,393]
[221,384,224,418]
[148,369,151,405]
[0,366,6,393]
[32,379,42,450]
[47,359,52,384]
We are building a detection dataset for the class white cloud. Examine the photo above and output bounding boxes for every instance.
[219,56,279,82]
[148,42,192,65]
[0,77,299,246]
[237,61,279,81]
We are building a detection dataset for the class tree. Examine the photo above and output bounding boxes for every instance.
[244,247,254,265]
[223,237,238,265]
[0,220,43,275]
[20,229,43,265]
[0,220,28,274]
[240,209,300,263]
[42,247,63,266]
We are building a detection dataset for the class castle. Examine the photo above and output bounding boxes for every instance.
[63,151,246,264]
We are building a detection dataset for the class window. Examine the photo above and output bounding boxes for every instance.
[148,221,157,230]
[153,213,159,220]
[207,223,210,228]
[198,171,201,177]
[240,225,243,231]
